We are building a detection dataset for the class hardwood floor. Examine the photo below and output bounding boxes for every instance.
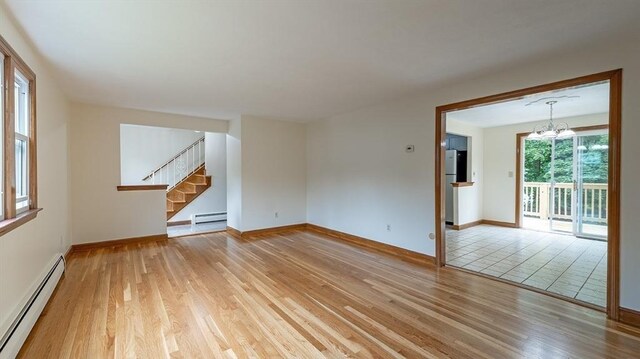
[19,229,640,358]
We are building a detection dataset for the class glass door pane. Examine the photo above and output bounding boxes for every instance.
[522,138,552,232]
[550,137,574,233]
[575,131,608,239]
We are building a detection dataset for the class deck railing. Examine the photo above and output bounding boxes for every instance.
[523,182,608,224]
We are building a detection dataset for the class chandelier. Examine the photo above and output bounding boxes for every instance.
[527,100,575,140]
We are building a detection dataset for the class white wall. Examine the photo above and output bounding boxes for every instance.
[307,103,431,254]
[120,125,203,185]
[70,103,228,244]
[240,116,307,231]
[226,118,242,230]
[306,37,640,310]
[453,187,478,226]
[0,7,71,337]
[447,119,484,225]
[226,116,306,232]
[483,113,608,223]
[171,132,227,221]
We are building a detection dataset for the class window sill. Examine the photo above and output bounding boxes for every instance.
[0,208,43,237]
[116,185,168,191]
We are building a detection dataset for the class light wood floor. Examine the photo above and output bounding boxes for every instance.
[19,229,640,358]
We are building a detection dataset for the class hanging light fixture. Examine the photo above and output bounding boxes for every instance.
[527,100,575,140]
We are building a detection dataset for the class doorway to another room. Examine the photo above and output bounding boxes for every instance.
[119,124,228,238]
[435,71,621,316]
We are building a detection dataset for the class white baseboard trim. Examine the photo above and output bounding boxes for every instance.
[0,255,65,358]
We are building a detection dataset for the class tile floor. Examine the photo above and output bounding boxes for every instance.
[522,216,607,237]
[167,221,227,237]
[446,224,607,307]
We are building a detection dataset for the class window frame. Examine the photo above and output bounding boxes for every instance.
[0,34,39,236]
[14,70,30,214]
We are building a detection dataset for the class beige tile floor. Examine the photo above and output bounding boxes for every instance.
[446,224,607,307]
[522,216,608,237]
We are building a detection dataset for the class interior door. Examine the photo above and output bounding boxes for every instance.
[574,130,609,240]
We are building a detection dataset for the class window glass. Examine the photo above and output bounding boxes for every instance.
[14,70,29,213]
[15,71,29,135]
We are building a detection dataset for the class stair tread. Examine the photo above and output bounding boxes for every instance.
[166,170,212,220]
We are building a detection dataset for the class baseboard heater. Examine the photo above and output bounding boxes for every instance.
[0,255,65,359]
[191,211,227,225]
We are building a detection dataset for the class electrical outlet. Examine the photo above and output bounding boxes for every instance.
[386,224,391,231]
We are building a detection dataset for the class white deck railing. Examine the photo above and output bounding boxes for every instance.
[523,182,607,223]
[142,137,205,190]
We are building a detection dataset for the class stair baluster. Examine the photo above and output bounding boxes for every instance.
[141,136,206,191]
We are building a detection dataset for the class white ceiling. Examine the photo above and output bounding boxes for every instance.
[3,0,640,121]
[447,82,610,128]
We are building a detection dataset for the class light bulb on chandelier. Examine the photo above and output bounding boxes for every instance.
[527,100,575,140]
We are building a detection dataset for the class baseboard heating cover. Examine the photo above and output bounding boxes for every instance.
[0,255,65,358]
[191,211,227,225]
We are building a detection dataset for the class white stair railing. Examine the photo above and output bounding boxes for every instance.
[142,137,205,190]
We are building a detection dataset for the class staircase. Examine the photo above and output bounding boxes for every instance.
[140,136,212,221]
[166,165,211,220]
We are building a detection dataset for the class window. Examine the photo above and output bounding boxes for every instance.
[0,34,39,235]
[15,71,30,213]
[0,52,4,221]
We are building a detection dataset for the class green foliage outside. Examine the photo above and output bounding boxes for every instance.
[524,134,608,183]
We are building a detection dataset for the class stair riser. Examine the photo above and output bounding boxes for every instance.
[166,167,212,220]
[177,183,196,193]
[167,191,185,202]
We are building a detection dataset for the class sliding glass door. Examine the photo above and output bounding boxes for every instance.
[575,130,608,239]
[523,128,608,240]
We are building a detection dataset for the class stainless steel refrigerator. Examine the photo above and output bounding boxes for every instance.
[445,149,467,224]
